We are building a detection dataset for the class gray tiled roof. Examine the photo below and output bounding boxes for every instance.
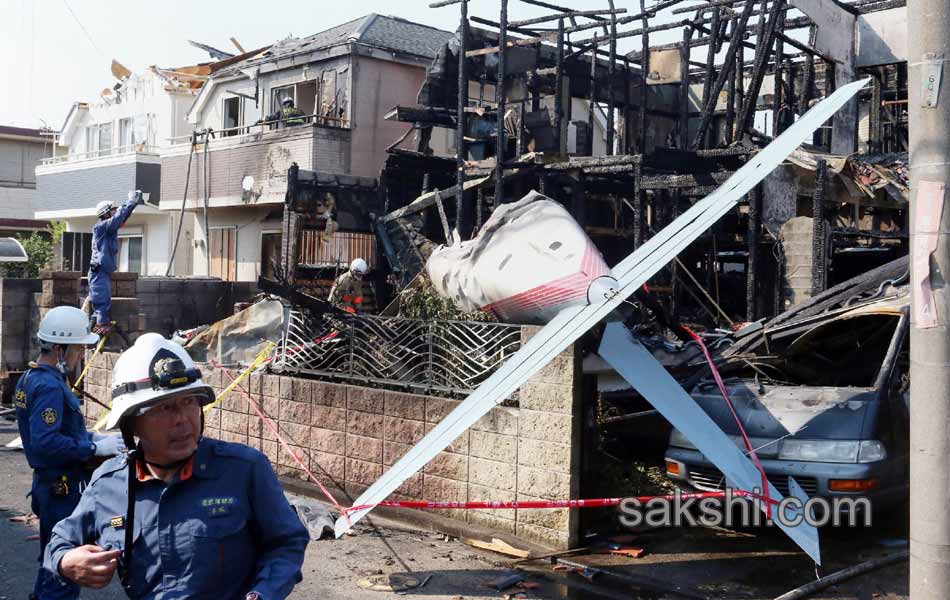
[217,14,452,76]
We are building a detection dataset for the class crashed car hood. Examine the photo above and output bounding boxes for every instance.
[690,381,877,441]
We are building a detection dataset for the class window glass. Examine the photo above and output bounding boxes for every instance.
[98,122,113,156]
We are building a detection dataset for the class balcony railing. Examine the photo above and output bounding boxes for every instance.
[166,112,351,146]
[40,145,159,166]
[272,312,522,397]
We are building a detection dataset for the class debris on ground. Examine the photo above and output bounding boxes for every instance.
[600,545,646,559]
[463,537,531,559]
[355,573,421,592]
[7,513,36,526]
[288,494,337,540]
[170,324,209,346]
[774,551,909,600]
[486,572,524,591]
[184,299,284,365]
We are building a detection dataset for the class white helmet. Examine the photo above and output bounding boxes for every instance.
[95,200,114,218]
[38,306,100,346]
[104,333,215,431]
[350,258,368,276]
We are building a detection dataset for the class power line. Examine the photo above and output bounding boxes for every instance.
[62,0,106,59]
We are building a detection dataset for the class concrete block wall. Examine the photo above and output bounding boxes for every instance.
[0,278,41,378]
[780,216,819,309]
[81,331,583,549]
[136,277,258,337]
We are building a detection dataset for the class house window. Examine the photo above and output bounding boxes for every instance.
[98,122,113,157]
[118,117,135,151]
[118,235,143,274]
[295,80,317,115]
[85,125,99,157]
[209,227,238,281]
[271,84,295,115]
[260,231,282,279]
[223,97,243,136]
[61,232,93,272]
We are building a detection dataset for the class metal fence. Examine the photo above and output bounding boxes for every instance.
[271,310,522,395]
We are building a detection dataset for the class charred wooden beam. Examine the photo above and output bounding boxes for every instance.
[700,7,723,149]
[811,159,828,295]
[509,8,626,28]
[640,171,733,189]
[457,0,471,240]
[559,0,688,38]
[772,14,786,136]
[746,184,761,321]
[678,26,691,149]
[736,0,784,139]
[854,0,905,12]
[725,17,738,143]
[691,0,756,148]
[519,0,607,22]
[555,19,566,152]
[384,106,457,127]
[495,0,509,204]
[638,0,649,154]
[605,1,617,155]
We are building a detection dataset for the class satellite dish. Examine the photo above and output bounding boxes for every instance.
[241,176,255,192]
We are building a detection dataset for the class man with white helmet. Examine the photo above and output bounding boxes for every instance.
[87,190,145,334]
[14,306,125,600]
[328,257,369,314]
[44,334,309,599]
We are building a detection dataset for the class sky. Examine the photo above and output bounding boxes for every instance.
[0,0,700,131]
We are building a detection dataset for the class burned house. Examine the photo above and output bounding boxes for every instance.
[158,15,455,284]
[367,0,910,327]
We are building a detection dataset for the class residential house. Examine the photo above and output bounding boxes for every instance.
[0,125,54,237]
[32,53,255,275]
[159,14,454,282]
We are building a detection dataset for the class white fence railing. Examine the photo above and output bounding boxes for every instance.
[40,145,159,166]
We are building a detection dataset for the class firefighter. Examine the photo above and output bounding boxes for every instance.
[88,190,144,334]
[15,306,125,600]
[328,258,368,314]
[44,334,309,600]
[269,97,306,127]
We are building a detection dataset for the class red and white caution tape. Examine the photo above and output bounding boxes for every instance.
[683,327,772,517]
[214,361,353,529]
[344,489,780,514]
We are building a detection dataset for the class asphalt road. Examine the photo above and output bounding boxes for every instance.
[0,415,910,600]
[0,417,577,600]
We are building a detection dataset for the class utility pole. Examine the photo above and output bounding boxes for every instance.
[908,0,950,597]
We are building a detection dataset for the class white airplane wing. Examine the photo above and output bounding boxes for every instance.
[598,323,821,564]
[334,77,870,539]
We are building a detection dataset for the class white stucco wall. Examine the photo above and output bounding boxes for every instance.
[189,206,281,281]
[62,210,174,276]
[61,71,197,154]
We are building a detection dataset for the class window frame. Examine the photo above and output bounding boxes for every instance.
[117,233,145,274]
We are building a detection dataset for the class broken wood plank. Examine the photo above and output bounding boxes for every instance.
[380,175,491,224]
[510,546,592,564]
[465,33,556,57]
[464,537,532,558]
